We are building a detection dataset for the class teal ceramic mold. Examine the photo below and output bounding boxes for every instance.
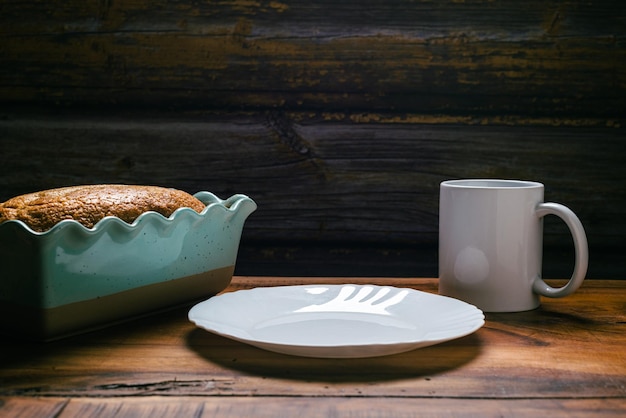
[0,192,256,341]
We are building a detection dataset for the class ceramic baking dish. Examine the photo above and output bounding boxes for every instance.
[0,191,256,341]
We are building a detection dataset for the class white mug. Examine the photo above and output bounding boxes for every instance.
[438,179,588,312]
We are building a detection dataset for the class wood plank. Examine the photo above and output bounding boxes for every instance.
[1,111,624,277]
[2,113,623,236]
[1,279,625,400]
[0,1,624,116]
[2,396,626,418]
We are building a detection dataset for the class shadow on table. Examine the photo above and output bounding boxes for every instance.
[185,328,483,382]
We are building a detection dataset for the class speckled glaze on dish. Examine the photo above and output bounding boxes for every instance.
[0,192,256,340]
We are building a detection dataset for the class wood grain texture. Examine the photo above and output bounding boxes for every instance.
[2,396,626,418]
[0,0,624,277]
[1,111,624,277]
[1,0,624,116]
[0,277,625,417]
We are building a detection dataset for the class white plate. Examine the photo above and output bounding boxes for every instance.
[188,284,485,358]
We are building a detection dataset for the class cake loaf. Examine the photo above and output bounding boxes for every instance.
[0,185,206,232]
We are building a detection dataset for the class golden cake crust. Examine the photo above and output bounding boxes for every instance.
[0,185,206,232]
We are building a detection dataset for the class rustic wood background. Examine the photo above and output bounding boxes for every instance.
[1,0,624,278]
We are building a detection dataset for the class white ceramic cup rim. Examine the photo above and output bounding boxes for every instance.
[441,179,543,189]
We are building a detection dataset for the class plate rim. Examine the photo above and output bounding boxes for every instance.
[188,283,484,358]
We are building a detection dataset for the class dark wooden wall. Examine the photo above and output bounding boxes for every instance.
[1,1,625,278]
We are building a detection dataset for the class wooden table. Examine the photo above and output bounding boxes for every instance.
[1,277,625,417]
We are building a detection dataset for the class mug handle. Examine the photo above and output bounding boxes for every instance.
[532,203,589,298]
